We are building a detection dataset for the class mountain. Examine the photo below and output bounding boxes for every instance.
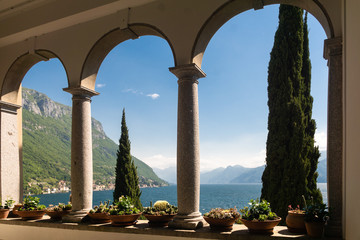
[200,159,326,184]
[22,88,167,194]
[153,167,176,184]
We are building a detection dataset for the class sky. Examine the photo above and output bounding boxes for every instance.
[22,5,328,172]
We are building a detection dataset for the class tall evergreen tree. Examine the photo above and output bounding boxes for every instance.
[113,109,142,209]
[261,5,307,221]
[301,12,322,203]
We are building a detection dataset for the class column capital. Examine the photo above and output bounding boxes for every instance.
[0,100,21,114]
[324,37,342,60]
[169,63,206,81]
[63,86,99,100]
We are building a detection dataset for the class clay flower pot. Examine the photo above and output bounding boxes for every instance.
[12,204,23,217]
[0,209,10,219]
[46,210,71,221]
[16,210,46,220]
[87,212,111,224]
[109,213,142,226]
[144,214,176,227]
[241,217,281,234]
[305,221,325,238]
[204,216,237,231]
[286,210,306,233]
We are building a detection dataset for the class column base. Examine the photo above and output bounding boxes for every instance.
[325,220,342,238]
[168,212,206,230]
[62,210,90,223]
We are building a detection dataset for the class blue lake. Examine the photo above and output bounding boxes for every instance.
[34,183,327,214]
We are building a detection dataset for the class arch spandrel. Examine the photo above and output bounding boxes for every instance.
[80,23,176,90]
[192,0,339,67]
[1,50,68,105]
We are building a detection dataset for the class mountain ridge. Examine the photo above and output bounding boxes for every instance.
[22,87,168,194]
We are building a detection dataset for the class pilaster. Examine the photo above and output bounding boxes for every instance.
[324,37,343,238]
[0,100,22,205]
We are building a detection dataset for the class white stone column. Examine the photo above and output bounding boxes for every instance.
[63,87,98,222]
[0,101,22,205]
[324,37,343,237]
[168,63,206,230]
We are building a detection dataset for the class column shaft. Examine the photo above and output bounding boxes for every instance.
[63,87,98,222]
[324,37,343,237]
[168,64,205,230]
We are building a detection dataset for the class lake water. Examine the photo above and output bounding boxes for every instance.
[34,183,327,214]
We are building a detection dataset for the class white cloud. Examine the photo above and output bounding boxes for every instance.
[142,154,175,169]
[96,83,106,88]
[147,93,160,100]
[315,130,327,151]
[124,89,143,95]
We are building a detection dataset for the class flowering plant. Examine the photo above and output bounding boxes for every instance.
[288,204,305,214]
[304,203,329,222]
[204,207,240,219]
[109,196,140,215]
[240,199,278,221]
[143,200,178,215]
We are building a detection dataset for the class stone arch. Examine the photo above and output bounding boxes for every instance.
[192,0,334,66]
[80,23,176,90]
[1,50,69,105]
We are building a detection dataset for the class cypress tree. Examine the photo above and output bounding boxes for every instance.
[301,12,322,203]
[261,5,306,221]
[113,109,142,209]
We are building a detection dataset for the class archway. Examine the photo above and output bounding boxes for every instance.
[190,1,342,236]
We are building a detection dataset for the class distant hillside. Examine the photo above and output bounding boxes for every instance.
[198,160,326,184]
[22,88,167,194]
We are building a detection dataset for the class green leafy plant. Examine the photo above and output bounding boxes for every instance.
[47,202,72,212]
[143,200,178,216]
[240,199,279,221]
[304,203,329,222]
[204,207,240,219]
[109,196,140,215]
[19,196,46,211]
[0,198,15,209]
[89,200,112,214]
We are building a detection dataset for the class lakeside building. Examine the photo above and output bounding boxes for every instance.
[0,0,358,239]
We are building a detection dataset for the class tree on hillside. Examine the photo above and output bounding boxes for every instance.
[301,12,322,203]
[113,109,142,209]
[261,5,307,220]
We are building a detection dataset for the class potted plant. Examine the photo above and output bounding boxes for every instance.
[88,200,112,223]
[203,207,240,231]
[16,196,46,220]
[304,202,329,238]
[0,198,15,219]
[45,202,72,221]
[240,199,281,234]
[286,204,306,233]
[108,196,141,226]
[143,200,178,227]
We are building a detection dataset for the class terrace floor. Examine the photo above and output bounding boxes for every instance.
[0,216,341,240]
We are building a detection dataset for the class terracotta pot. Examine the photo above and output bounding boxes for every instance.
[144,214,176,227]
[12,204,23,217]
[45,210,71,221]
[16,210,46,220]
[305,221,325,238]
[109,213,142,226]
[203,216,237,231]
[286,210,306,233]
[241,217,281,234]
[87,212,111,223]
[0,209,10,219]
